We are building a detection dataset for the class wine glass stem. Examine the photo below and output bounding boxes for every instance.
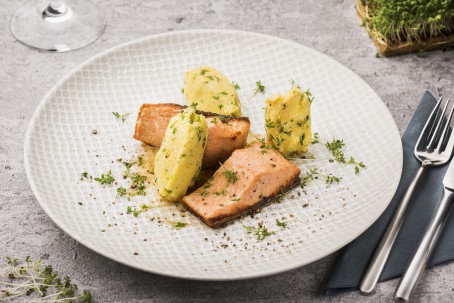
[43,1,73,22]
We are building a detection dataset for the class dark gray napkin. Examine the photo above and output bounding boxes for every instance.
[326,91,454,295]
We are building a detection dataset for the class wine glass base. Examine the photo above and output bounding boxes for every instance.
[10,0,106,52]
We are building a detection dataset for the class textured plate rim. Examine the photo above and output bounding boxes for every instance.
[24,29,403,281]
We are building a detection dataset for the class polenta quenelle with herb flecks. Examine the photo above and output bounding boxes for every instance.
[183,66,242,117]
[265,86,313,155]
[154,108,208,202]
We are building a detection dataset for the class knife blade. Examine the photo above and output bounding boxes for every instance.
[443,157,454,190]
[394,159,454,303]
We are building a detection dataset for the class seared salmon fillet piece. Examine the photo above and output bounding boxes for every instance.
[182,142,301,228]
[133,103,250,168]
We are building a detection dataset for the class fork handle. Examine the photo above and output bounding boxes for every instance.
[394,188,454,303]
[359,164,428,295]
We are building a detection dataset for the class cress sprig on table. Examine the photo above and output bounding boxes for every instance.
[361,0,454,44]
[0,256,91,302]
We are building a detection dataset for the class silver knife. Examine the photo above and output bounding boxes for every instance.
[394,159,454,303]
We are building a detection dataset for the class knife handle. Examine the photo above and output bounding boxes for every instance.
[359,165,428,295]
[394,188,454,303]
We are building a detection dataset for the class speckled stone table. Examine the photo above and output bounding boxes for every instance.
[1,1,454,302]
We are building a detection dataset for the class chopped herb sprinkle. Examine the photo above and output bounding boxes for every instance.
[311,132,319,144]
[304,89,315,103]
[275,191,286,202]
[222,168,239,185]
[325,175,341,184]
[299,134,306,145]
[265,119,276,128]
[80,171,91,181]
[172,222,187,229]
[291,79,301,89]
[276,219,287,228]
[126,206,140,217]
[203,177,214,189]
[218,115,230,124]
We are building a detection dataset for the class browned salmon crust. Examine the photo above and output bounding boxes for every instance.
[182,142,301,228]
[184,177,300,228]
[133,103,250,168]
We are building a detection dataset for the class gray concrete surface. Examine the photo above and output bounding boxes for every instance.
[1,0,454,302]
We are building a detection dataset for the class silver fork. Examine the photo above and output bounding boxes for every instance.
[359,97,454,295]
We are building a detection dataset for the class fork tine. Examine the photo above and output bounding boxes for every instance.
[435,99,453,153]
[443,126,454,158]
[427,98,449,149]
[426,97,443,137]
[415,97,442,150]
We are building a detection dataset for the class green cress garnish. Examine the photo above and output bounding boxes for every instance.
[243,224,272,241]
[112,112,129,123]
[0,256,92,302]
[325,175,341,184]
[325,138,366,174]
[300,167,318,189]
[94,170,115,185]
[254,81,265,94]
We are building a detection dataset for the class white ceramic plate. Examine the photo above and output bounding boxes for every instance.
[24,30,402,280]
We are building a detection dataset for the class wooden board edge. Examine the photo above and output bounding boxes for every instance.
[355,0,454,56]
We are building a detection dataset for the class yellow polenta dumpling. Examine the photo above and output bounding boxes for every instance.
[154,108,208,202]
[265,86,313,154]
[183,66,241,117]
